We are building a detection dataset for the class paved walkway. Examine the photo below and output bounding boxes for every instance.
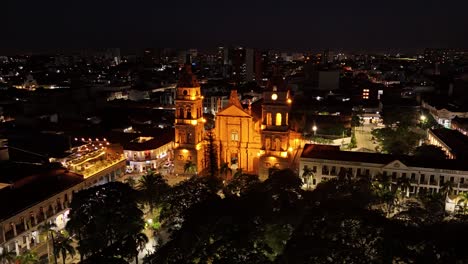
[354,124,380,152]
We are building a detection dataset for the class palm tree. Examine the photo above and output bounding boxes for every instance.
[124,177,137,188]
[396,177,412,198]
[15,250,38,264]
[38,222,58,264]
[457,192,468,214]
[440,181,454,198]
[183,161,197,175]
[133,233,148,264]
[301,165,315,189]
[371,173,391,195]
[53,236,75,264]
[233,168,243,178]
[137,172,169,213]
[0,250,15,264]
[219,162,232,180]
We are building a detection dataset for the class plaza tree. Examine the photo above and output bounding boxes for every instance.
[219,162,232,180]
[183,161,196,175]
[0,250,15,264]
[301,165,315,189]
[224,173,260,197]
[137,172,169,213]
[372,126,422,155]
[38,222,58,264]
[15,251,38,264]
[53,235,75,264]
[66,182,145,262]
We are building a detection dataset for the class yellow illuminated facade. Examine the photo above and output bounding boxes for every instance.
[215,90,262,175]
[258,72,302,178]
[173,66,303,178]
[174,66,205,175]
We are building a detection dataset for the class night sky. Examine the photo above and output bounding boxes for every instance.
[2,0,468,49]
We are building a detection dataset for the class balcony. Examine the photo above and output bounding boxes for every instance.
[69,154,125,178]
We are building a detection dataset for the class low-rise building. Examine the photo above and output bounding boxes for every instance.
[451,117,468,136]
[122,130,174,173]
[427,128,468,159]
[422,100,468,128]
[0,141,126,256]
[300,144,468,198]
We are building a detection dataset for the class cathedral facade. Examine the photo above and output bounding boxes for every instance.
[174,66,302,179]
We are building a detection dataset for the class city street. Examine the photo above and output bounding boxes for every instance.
[354,124,380,152]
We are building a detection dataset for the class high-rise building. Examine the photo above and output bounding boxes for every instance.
[245,48,255,82]
[173,66,205,175]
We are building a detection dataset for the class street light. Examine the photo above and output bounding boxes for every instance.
[312,125,317,136]
[420,115,426,122]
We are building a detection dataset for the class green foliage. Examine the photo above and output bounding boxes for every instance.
[66,182,145,262]
[349,132,357,149]
[205,131,218,178]
[224,173,260,196]
[0,250,16,264]
[137,172,169,213]
[372,127,422,155]
[381,107,418,128]
[219,162,232,180]
[53,234,75,264]
[183,161,196,174]
[124,177,137,188]
[159,177,220,231]
[263,224,293,260]
[148,169,304,264]
[15,251,38,264]
[310,136,333,144]
[351,114,363,128]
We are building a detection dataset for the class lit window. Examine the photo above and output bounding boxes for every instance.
[266,113,272,126]
[276,113,282,126]
[231,131,239,141]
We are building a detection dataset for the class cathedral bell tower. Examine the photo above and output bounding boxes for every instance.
[174,65,205,175]
[258,68,294,178]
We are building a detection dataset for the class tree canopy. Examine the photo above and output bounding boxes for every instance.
[66,182,145,262]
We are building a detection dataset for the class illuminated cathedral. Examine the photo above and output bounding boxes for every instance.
[174,66,302,179]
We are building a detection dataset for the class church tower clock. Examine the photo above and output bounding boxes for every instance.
[174,65,205,175]
[258,69,294,178]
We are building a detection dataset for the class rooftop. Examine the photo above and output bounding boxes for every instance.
[120,128,174,151]
[0,162,83,221]
[301,144,468,171]
[429,128,468,157]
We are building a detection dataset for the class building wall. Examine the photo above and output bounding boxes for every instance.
[124,141,174,172]
[0,159,126,256]
[422,101,468,128]
[174,83,205,175]
[215,112,262,174]
[427,130,455,159]
[299,158,468,196]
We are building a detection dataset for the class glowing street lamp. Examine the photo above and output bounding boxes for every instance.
[312,125,317,136]
[420,115,426,122]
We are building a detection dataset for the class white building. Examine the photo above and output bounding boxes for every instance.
[300,144,468,198]
[0,143,126,256]
[122,130,174,173]
[422,100,468,128]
